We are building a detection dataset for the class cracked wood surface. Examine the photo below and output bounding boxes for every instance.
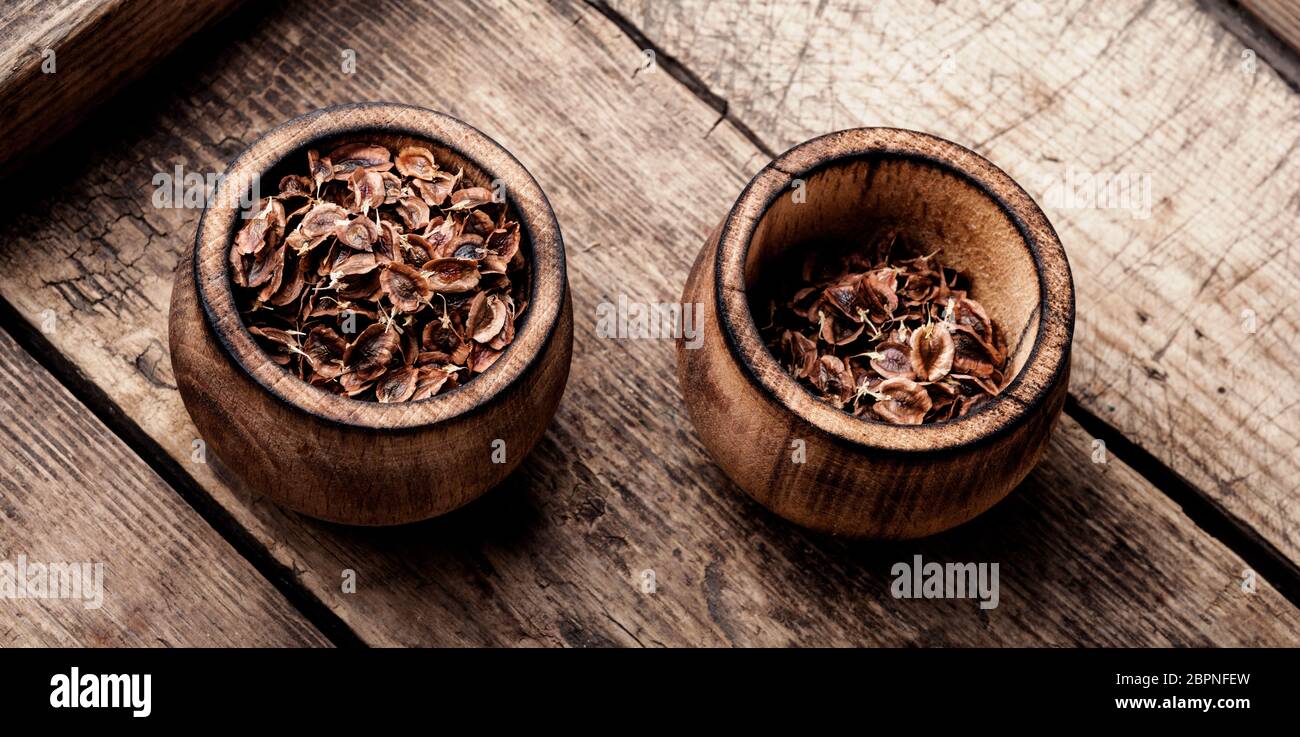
[0,329,327,646]
[0,0,1296,645]
[0,0,240,176]
[609,0,1300,579]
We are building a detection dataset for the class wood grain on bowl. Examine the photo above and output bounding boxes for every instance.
[678,128,1074,538]
[169,103,573,525]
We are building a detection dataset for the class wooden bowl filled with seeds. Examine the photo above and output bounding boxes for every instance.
[169,103,572,525]
[677,128,1073,538]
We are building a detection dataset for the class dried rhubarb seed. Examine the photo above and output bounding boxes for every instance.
[424,258,481,292]
[872,377,932,424]
[344,324,399,383]
[395,146,438,180]
[328,142,392,174]
[300,203,347,239]
[381,263,432,313]
[909,323,955,382]
[869,341,914,379]
[375,366,418,403]
[231,140,526,400]
[467,292,508,343]
[756,228,1009,423]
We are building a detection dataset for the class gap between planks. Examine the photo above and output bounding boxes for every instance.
[1067,396,1300,608]
[589,0,1300,609]
[1233,0,1300,88]
[1202,1,1300,93]
[0,294,365,648]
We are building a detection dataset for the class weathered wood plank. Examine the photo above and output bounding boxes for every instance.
[0,0,1296,645]
[608,0,1300,576]
[1242,0,1300,56]
[0,329,328,647]
[0,0,240,176]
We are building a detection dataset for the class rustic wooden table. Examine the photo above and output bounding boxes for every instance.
[1,0,1297,647]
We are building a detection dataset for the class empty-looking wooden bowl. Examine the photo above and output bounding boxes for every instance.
[677,128,1073,538]
[169,103,572,525]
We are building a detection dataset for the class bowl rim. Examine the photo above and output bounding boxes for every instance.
[193,102,566,430]
[713,127,1074,454]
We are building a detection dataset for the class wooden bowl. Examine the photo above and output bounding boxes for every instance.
[677,128,1073,539]
[169,103,573,525]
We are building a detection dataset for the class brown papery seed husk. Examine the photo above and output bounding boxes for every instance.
[349,167,385,212]
[422,318,462,355]
[395,146,438,180]
[412,174,456,207]
[423,217,458,257]
[337,216,379,251]
[343,324,399,382]
[954,297,993,343]
[303,325,347,379]
[449,234,485,261]
[232,217,271,256]
[300,203,347,239]
[869,340,913,379]
[447,187,494,211]
[403,233,435,264]
[410,366,453,400]
[469,345,502,373]
[279,175,313,199]
[328,142,393,174]
[819,313,864,346]
[424,258,481,292]
[485,222,520,261]
[267,254,305,307]
[782,329,819,379]
[950,325,996,378]
[872,377,932,424]
[466,292,507,343]
[331,251,380,277]
[396,196,430,230]
[381,263,432,313]
[909,323,955,382]
[375,366,419,403]
[307,150,333,187]
[822,281,861,321]
[818,355,855,406]
[245,244,285,289]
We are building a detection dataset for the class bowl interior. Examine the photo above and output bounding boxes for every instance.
[743,155,1041,387]
[195,103,564,429]
[714,128,1072,452]
[245,130,534,389]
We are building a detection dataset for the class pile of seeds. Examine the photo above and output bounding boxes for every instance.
[756,229,1009,424]
[229,141,527,402]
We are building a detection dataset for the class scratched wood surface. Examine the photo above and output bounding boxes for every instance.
[0,0,239,176]
[607,0,1300,576]
[0,0,1296,645]
[1243,0,1300,54]
[0,330,327,647]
